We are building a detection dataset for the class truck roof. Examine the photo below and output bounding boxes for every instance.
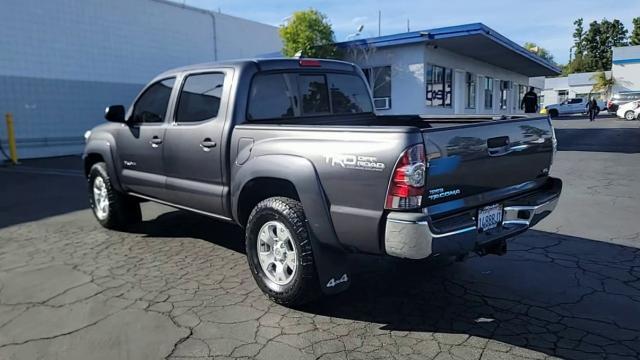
[156,58,359,78]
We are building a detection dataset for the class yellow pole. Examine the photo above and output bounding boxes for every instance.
[5,113,18,165]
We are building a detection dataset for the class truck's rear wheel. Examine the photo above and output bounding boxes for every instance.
[88,162,141,230]
[245,197,320,306]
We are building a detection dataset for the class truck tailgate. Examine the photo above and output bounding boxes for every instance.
[423,117,554,207]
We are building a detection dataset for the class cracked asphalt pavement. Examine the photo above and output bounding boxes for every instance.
[0,116,639,359]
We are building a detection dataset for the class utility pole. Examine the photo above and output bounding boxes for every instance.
[378,10,381,36]
[407,18,410,32]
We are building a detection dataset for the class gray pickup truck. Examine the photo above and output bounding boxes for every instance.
[83,58,562,305]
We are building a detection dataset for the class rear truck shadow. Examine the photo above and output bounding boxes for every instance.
[129,210,640,360]
[306,230,640,360]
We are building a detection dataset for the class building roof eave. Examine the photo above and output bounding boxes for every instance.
[335,23,561,77]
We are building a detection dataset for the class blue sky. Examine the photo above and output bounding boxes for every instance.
[181,0,640,64]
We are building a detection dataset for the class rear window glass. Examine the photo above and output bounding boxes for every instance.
[299,75,330,115]
[329,74,373,114]
[247,74,297,120]
[247,72,373,121]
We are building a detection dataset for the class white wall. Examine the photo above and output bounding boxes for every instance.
[612,46,640,93]
[343,44,427,115]
[425,46,530,115]
[0,0,281,84]
[0,0,281,158]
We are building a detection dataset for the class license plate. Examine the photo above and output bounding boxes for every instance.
[478,204,503,231]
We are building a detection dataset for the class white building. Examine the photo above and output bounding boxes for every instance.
[536,71,612,107]
[535,45,640,108]
[0,0,282,158]
[612,45,640,95]
[336,23,559,116]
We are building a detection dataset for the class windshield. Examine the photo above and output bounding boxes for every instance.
[247,72,373,121]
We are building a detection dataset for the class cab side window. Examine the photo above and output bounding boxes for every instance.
[131,78,175,124]
[176,73,225,123]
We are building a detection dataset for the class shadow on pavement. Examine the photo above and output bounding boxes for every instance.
[0,156,87,228]
[130,210,640,359]
[304,230,640,360]
[131,209,246,254]
[555,128,640,153]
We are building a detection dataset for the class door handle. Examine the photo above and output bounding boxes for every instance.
[200,138,217,152]
[149,136,163,148]
[487,136,511,157]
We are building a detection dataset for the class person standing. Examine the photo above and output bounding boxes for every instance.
[521,87,539,114]
[586,98,598,121]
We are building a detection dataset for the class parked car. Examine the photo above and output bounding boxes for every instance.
[83,58,562,305]
[616,100,640,120]
[545,97,606,118]
[607,92,640,113]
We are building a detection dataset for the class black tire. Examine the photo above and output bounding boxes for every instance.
[88,162,141,230]
[549,109,559,118]
[624,111,636,121]
[245,197,320,306]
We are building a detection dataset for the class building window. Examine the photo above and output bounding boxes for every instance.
[426,64,452,107]
[465,73,476,109]
[558,90,568,103]
[484,77,494,110]
[500,80,511,110]
[363,66,392,110]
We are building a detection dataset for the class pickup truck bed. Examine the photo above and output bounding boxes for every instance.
[83,58,561,305]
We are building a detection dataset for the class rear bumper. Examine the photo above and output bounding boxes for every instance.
[384,177,562,259]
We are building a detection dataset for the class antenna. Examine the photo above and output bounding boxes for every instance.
[407,18,410,32]
[378,10,381,36]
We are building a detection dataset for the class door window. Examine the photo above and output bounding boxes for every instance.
[131,78,175,123]
[176,73,225,123]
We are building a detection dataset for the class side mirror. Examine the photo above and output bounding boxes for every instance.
[104,105,126,123]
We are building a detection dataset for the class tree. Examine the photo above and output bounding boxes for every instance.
[279,9,336,58]
[562,55,588,75]
[523,42,555,64]
[631,17,640,46]
[567,18,589,74]
[583,19,627,71]
[573,18,585,56]
[591,71,616,98]
[565,18,629,74]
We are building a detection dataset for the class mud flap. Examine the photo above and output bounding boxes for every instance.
[310,238,352,295]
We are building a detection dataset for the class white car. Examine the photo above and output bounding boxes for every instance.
[616,100,640,120]
[545,98,606,118]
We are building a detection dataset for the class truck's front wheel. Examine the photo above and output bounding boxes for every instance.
[245,197,320,306]
[88,162,141,230]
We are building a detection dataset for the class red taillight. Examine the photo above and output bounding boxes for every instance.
[299,59,321,67]
[385,144,426,209]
